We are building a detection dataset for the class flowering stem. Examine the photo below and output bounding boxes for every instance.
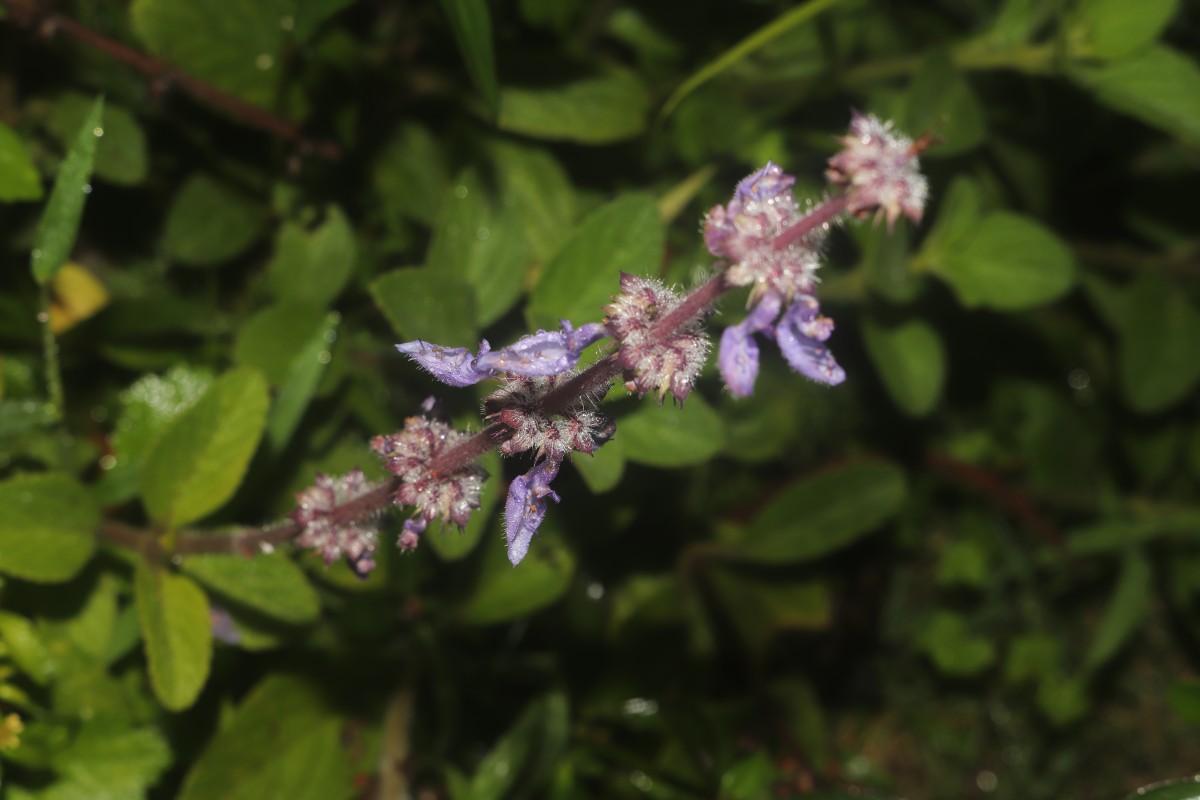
[773,195,848,251]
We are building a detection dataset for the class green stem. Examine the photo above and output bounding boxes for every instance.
[841,41,1059,86]
[38,284,64,423]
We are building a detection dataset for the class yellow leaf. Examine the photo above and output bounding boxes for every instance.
[49,262,109,333]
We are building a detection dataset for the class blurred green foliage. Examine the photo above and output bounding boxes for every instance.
[2,0,1200,797]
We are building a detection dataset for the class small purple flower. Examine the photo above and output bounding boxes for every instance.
[504,458,561,565]
[717,291,780,397]
[717,290,843,395]
[774,296,844,385]
[398,321,608,387]
[484,373,616,461]
[398,517,427,552]
[475,321,607,376]
[396,340,494,386]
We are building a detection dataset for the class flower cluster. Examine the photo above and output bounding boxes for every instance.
[289,112,928,570]
[604,273,710,402]
[293,469,381,575]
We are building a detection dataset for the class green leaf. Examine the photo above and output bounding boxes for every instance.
[527,194,663,330]
[918,611,996,676]
[372,123,450,227]
[234,302,330,386]
[489,140,577,263]
[102,366,214,507]
[1167,680,1200,726]
[1072,0,1178,60]
[659,0,843,119]
[898,53,986,157]
[927,211,1076,310]
[0,611,55,684]
[0,122,43,202]
[1083,549,1151,673]
[617,395,725,468]
[50,94,148,186]
[862,316,946,417]
[182,552,319,624]
[427,167,530,327]
[439,0,499,119]
[571,435,625,493]
[178,674,355,800]
[860,222,918,303]
[37,717,171,800]
[936,539,989,588]
[261,311,340,457]
[136,563,213,711]
[265,206,357,307]
[466,693,569,800]
[0,473,97,583]
[131,0,291,108]
[370,267,477,348]
[736,461,906,563]
[1124,778,1200,800]
[141,367,270,528]
[458,521,575,625]
[161,174,265,267]
[290,0,356,42]
[708,568,831,657]
[919,175,983,261]
[720,753,779,800]
[1117,272,1200,413]
[31,96,103,285]
[1071,46,1200,147]
[499,68,652,144]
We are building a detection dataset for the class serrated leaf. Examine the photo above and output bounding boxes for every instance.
[0,122,43,202]
[571,435,625,493]
[499,68,651,144]
[618,395,724,468]
[0,473,97,583]
[1117,271,1200,413]
[862,316,945,417]
[131,0,292,108]
[141,368,270,528]
[161,174,265,267]
[919,175,983,260]
[439,0,499,119]
[35,717,171,800]
[1083,549,1151,673]
[527,194,663,330]
[927,211,1076,310]
[372,123,450,227]
[182,552,319,623]
[1071,46,1200,147]
[233,303,330,387]
[31,96,103,284]
[458,522,574,624]
[1072,0,1178,60]
[370,267,477,348]
[736,461,906,562]
[178,674,354,800]
[136,563,212,711]
[265,206,357,307]
[489,140,577,262]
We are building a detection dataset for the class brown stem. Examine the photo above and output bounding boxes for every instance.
[774,195,849,251]
[0,0,341,160]
[925,451,1062,546]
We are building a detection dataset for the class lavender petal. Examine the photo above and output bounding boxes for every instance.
[504,458,561,566]
[774,299,845,386]
[396,340,493,386]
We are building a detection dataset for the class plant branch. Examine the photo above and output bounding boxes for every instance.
[0,0,341,160]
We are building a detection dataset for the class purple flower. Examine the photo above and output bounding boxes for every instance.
[717,291,780,397]
[398,518,427,552]
[504,458,561,565]
[373,415,487,529]
[717,290,843,395]
[395,340,493,386]
[774,296,845,386]
[398,321,608,387]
